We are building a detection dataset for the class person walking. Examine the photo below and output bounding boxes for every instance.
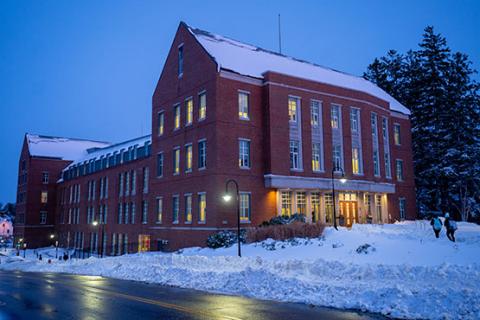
[444,213,457,242]
[430,215,443,238]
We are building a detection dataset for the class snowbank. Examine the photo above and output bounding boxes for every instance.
[1,221,479,319]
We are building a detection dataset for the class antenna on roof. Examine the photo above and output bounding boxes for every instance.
[278,14,282,54]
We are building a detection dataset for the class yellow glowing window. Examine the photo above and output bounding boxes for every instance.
[185,194,192,223]
[238,92,249,119]
[41,191,48,204]
[158,112,164,136]
[198,193,206,222]
[312,143,322,171]
[186,98,193,125]
[288,98,297,122]
[352,147,361,174]
[174,148,180,175]
[185,144,192,172]
[199,92,206,120]
[174,105,180,129]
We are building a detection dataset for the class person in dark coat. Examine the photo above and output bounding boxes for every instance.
[444,213,457,242]
[430,215,442,238]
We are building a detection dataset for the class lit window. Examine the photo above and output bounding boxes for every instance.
[178,44,183,77]
[41,191,48,204]
[174,104,181,130]
[158,112,164,136]
[290,140,300,170]
[281,191,291,216]
[239,193,251,222]
[185,194,192,223]
[199,92,206,120]
[198,140,206,169]
[173,147,180,175]
[288,97,298,122]
[239,139,251,168]
[352,147,362,174]
[296,192,306,215]
[198,193,206,223]
[238,92,249,120]
[310,100,320,126]
[185,144,192,172]
[331,105,340,128]
[396,159,404,181]
[394,124,401,145]
[172,195,179,223]
[312,143,322,172]
[185,98,193,125]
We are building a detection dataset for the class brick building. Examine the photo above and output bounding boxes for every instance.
[14,22,415,252]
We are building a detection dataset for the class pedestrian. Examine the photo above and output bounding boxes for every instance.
[430,215,442,238]
[444,213,457,242]
[38,254,42,261]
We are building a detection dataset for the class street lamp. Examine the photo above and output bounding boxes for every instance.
[331,165,347,230]
[50,234,58,258]
[223,179,241,257]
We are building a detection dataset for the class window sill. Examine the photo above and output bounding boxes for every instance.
[186,123,192,127]
[184,221,192,224]
[240,220,251,224]
[198,117,206,122]
[198,167,206,171]
[239,166,251,170]
[198,221,206,224]
[173,221,179,224]
[185,170,192,174]
[155,221,162,224]
[239,117,250,121]
[290,169,304,172]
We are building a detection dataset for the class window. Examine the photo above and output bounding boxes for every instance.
[119,173,124,197]
[157,153,164,177]
[394,124,401,145]
[373,150,380,176]
[172,195,179,223]
[131,203,135,224]
[350,108,360,133]
[238,91,249,120]
[289,140,300,170]
[141,200,148,224]
[352,147,362,174]
[174,104,181,130]
[185,98,193,125]
[41,191,48,204]
[198,140,206,169]
[198,193,206,223]
[40,211,47,224]
[281,191,291,216]
[199,91,206,120]
[158,112,164,136]
[131,171,135,195]
[325,193,333,224]
[310,100,320,126]
[311,192,321,223]
[173,147,180,175]
[124,203,129,224]
[185,144,192,172]
[375,194,382,222]
[288,97,298,122]
[382,117,392,179]
[331,105,340,129]
[239,139,251,169]
[399,198,406,221]
[178,44,183,77]
[143,167,149,194]
[296,192,306,215]
[312,143,322,172]
[371,113,380,177]
[118,203,123,224]
[396,159,404,181]
[333,145,342,170]
[385,151,392,179]
[239,193,251,222]
[42,172,49,184]
[185,194,192,223]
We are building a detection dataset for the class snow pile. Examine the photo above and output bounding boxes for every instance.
[2,221,480,319]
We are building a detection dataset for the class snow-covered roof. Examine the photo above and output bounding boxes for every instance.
[187,25,410,115]
[26,134,111,161]
[65,134,151,170]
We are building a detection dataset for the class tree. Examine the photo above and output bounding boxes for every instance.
[364,26,480,220]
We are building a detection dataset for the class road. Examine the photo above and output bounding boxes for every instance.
[0,270,385,320]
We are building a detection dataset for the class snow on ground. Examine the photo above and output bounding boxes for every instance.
[1,221,479,319]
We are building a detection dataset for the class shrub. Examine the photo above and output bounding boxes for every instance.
[206,230,246,249]
[259,213,306,227]
[246,222,325,243]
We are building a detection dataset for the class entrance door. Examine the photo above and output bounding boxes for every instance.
[138,234,150,252]
[339,201,358,227]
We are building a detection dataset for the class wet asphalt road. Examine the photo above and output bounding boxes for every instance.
[0,270,386,320]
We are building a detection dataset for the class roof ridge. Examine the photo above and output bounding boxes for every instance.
[26,133,110,145]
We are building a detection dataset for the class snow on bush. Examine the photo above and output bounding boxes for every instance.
[206,230,246,249]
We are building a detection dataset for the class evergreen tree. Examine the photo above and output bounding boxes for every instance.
[364,26,480,220]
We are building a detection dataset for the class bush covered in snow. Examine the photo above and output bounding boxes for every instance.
[247,222,325,243]
[206,230,246,249]
[355,243,376,254]
[259,213,306,226]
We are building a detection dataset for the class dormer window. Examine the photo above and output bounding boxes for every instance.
[178,44,184,77]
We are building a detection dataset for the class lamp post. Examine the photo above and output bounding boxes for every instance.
[92,220,105,258]
[331,165,347,230]
[23,242,27,258]
[50,234,58,258]
[223,179,241,257]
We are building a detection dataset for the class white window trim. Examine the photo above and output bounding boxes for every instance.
[172,194,180,224]
[173,103,181,131]
[238,90,250,121]
[239,191,252,224]
[198,138,207,170]
[156,151,164,178]
[238,138,251,170]
[184,193,193,224]
[198,90,207,121]
[310,99,322,127]
[157,110,165,136]
[184,143,193,173]
[393,122,402,146]
[198,192,207,224]
[185,97,194,126]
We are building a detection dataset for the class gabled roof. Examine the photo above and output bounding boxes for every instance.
[26,134,111,161]
[186,23,410,115]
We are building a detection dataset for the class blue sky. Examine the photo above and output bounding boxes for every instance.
[0,0,479,203]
